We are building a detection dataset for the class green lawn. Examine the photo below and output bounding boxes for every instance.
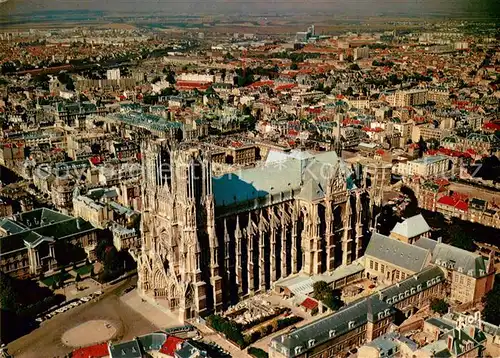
[41,272,73,287]
[74,264,93,276]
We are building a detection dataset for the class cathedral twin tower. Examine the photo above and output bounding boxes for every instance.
[137,139,371,321]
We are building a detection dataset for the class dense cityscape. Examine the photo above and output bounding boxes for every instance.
[0,9,499,358]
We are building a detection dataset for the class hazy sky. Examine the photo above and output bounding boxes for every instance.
[0,0,499,19]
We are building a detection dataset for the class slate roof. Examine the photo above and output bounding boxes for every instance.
[137,332,167,352]
[391,214,431,239]
[365,332,416,354]
[426,317,455,333]
[413,237,438,252]
[109,339,142,358]
[0,208,96,257]
[175,341,209,358]
[0,218,26,235]
[15,208,70,229]
[271,296,393,357]
[414,238,491,278]
[431,243,488,278]
[378,266,445,306]
[365,233,431,273]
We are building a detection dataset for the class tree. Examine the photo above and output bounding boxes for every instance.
[322,290,344,311]
[350,63,360,71]
[483,277,500,325]
[313,281,330,298]
[290,63,298,70]
[66,78,75,91]
[104,246,122,273]
[96,238,111,262]
[418,136,427,158]
[430,298,449,314]
[0,272,17,311]
[313,281,344,311]
[75,273,82,289]
[449,224,476,252]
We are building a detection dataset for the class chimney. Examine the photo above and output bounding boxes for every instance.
[447,335,454,351]
[468,326,475,340]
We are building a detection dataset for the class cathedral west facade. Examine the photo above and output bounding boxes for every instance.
[137,139,372,321]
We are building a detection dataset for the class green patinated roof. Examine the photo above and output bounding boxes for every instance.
[137,333,167,352]
[0,208,96,256]
[0,218,26,235]
[109,339,142,358]
[16,208,71,229]
[114,112,183,132]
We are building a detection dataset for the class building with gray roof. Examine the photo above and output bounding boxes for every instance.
[415,237,495,304]
[390,214,431,244]
[358,332,418,358]
[0,208,98,278]
[270,266,446,358]
[364,232,431,284]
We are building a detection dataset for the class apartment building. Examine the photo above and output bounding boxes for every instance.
[395,155,450,178]
[394,89,428,107]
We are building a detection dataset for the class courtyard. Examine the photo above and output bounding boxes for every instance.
[7,277,156,358]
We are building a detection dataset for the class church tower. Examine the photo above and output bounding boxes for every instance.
[137,140,221,320]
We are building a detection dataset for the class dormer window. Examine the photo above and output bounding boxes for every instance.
[348,321,355,329]
[329,330,336,338]
[417,284,422,291]
[384,308,390,316]
[295,346,303,354]
[308,339,315,348]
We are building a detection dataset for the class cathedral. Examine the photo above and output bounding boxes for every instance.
[137,139,372,321]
